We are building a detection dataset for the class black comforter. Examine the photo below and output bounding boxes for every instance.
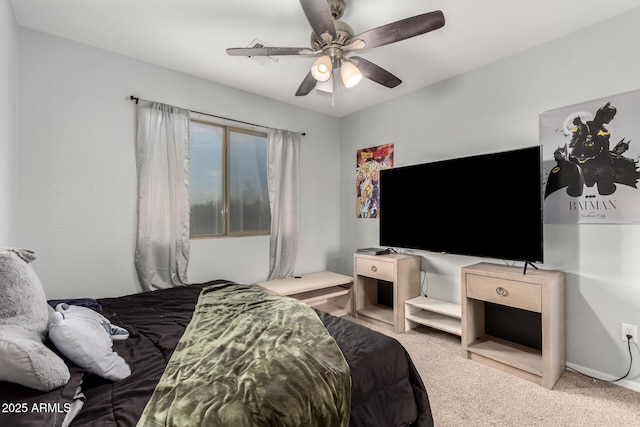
[1,281,433,427]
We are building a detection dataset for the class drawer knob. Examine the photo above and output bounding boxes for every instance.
[496,287,508,297]
[371,266,378,272]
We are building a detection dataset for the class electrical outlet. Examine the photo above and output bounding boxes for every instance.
[621,323,638,343]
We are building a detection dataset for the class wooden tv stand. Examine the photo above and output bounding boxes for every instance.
[461,263,565,389]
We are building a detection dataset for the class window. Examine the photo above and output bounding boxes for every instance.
[189,119,270,237]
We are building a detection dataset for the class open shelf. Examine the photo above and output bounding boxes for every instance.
[298,285,352,317]
[466,335,543,376]
[357,304,394,326]
[405,296,462,336]
[296,285,350,305]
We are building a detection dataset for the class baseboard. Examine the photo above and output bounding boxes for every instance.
[566,362,640,393]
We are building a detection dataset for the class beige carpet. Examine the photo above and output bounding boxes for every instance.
[352,319,640,427]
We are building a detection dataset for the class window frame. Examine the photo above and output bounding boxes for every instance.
[189,117,270,239]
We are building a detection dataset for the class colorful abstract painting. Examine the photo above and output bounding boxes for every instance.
[356,143,394,219]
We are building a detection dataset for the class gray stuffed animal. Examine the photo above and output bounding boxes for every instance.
[0,248,49,335]
[0,248,70,391]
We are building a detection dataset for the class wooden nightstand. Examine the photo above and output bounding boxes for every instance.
[255,271,354,317]
[461,262,565,389]
[353,253,421,333]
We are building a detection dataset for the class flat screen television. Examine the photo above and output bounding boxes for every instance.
[379,146,543,264]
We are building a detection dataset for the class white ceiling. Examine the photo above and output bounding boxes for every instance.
[10,0,640,117]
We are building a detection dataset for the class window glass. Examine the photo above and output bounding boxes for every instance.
[189,120,270,237]
[189,121,223,236]
[229,130,271,234]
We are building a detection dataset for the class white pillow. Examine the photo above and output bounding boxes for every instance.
[48,304,131,381]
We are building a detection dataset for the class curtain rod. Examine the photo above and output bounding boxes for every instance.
[129,96,305,136]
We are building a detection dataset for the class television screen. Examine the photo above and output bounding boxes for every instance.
[379,146,543,263]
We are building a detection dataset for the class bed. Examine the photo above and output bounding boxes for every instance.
[0,280,433,427]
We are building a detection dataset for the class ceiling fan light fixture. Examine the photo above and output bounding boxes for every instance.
[316,75,334,93]
[311,55,333,82]
[227,2,445,98]
[340,60,363,88]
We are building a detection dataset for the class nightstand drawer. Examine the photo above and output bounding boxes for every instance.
[356,257,394,281]
[466,274,541,312]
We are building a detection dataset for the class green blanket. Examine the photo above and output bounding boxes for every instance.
[137,282,351,427]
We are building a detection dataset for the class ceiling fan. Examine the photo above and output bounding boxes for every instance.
[226,0,445,96]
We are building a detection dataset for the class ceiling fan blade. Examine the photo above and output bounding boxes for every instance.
[226,47,318,57]
[343,39,366,52]
[352,11,445,50]
[299,0,336,40]
[295,71,317,96]
[350,56,402,88]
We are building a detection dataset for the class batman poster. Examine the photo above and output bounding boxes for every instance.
[540,89,640,223]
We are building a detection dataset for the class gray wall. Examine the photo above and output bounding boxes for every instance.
[16,28,342,299]
[0,0,17,244]
[339,9,640,391]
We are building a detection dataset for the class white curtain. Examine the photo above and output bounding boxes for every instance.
[267,129,301,280]
[134,100,190,291]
